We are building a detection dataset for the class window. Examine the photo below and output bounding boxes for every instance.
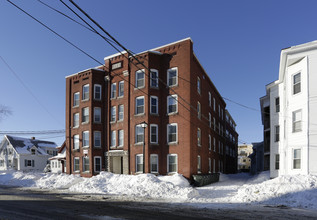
[83,131,89,147]
[73,135,79,150]
[110,106,116,122]
[74,157,79,172]
[150,69,159,88]
[208,92,212,107]
[150,96,158,115]
[293,72,301,95]
[275,97,280,113]
[213,159,215,173]
[197,128,201,146]
[110,83,116,99]
[167,154,177,173]
[83,157,89,172]
[118,81,124,97]
[197,155,201,173]
[213,98,216,112]
[0,160,3,167]
[150,154,158,173]
[209,113,212,128]
[94,107,101,123]
[82,84,89,100]
[213,137,216,151]
[293,149,301,169]
[94,84,101,100]
[208,135,211,151]
[275,154,279,170]
[275,125,280,142]
[197,102,201,119]
[218,141,221,153]
[136,69,145,88]
[110,130,116,147]
[218,105,221,117]
[94,131,101,148]
[213,117,216,131]
[167,67,178,87]
[73,92,79,107]
[136,154,143,173]
[150,124,158,144]
[31,149,36,155]
[135,96,145,115]
[292,110,302,132]
[82,107,89,123]
[135,124,144,144]
[118,129,124,147]
[94,157,101,172]
[72,113,79,128]
[209,158,211,173]
[118,105,124,121]
[167,123,178,144]
[24,159,34,167]
[167,95,178,114]
[197,77,201,94]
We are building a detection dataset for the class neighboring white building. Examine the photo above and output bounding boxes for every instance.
[237,144,253,171]
[0,135,58,171]
[261,40,317,178]
[49,142,66,173]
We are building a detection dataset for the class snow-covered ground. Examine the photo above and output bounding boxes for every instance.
[1,170,317,210]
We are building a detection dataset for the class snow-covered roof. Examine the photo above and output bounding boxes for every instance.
[4,135,57,155]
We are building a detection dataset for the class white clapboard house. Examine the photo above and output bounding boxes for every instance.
[0,135,58,171]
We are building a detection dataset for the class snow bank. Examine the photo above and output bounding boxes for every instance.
[0,170,42,187]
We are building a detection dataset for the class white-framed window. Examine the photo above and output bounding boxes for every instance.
[118,105,124,121]
[213,159,216,173]
[275,154,280,170]
[150,96,158,115]
[167,154,178,173]
[292,110,302,132]
[136,154,143,173]
[94,131,101,148]
[83,156,89,172]
[24,159,34,167]
[73,92,80,107]
[275,125,280,142]
[197,102,201,119]
[150,154,158,173]
[83,131,89,148]
[118,81,124,97]
[135,124,144,144]
[293,149,301,169]
[167,123,178,144]
[208,92,212,108]
[197,77,201,94]
[110,83,116,99]
[74,157,80,172]
[150,124,158,144]
[209,158,211,173]
[213,98,216,112]
[150,69,159,88]
[275,97,280,113]
[208,134,211,151]
[118,129,124,147]
[213,137,216,152]
[73,134,79,150]
[94,156,101,172]
[213,117,216,131]
[82,107,89,123]
[135,96,145,115]
[136,69,145,88]
[167,67,178,87]
[197,128,201,146]
[94,107,101,123]
[209,113,212,128]
[110,106,116,122]
[73,113,79,128]
[110,130,116,147]
[167,95,178,114]
[293,72,301,95]
[94,84,102,100]
[197,155,201,173]
[82,84,89,101]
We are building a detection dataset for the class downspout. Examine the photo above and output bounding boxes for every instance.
[68,79,72,173]
[128,56,131,174]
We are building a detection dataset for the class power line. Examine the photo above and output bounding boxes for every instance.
[0,129,65,135]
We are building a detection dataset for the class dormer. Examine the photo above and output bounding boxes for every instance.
[30,146,37,155]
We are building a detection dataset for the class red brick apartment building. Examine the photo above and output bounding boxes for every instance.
[65,38,238,179]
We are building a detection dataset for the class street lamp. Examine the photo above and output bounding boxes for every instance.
[140,121,148,173]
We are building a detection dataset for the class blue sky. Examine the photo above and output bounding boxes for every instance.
[1,0,317,146]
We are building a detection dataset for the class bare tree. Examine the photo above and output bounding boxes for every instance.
[0,104,12,121]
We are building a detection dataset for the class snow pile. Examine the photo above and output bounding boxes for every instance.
[68,172,197,200]
[35,173,82,189]
[0,170,42,187]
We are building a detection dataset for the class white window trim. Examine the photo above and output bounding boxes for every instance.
[135,124,144,144]
[94,107,101,123]
[118,129,124,147]
[167,123,178,144]
[110,83,116,99]
[292,72,301,95]
[94,84,102,100]
[83,131,89,148]
[208,92,211,107]
[118,104,124,121]
[74,157,80,172]
[73,113,79,128]
[150,96,158,115]
[150,69,159,88]
[110,130,116,147]
[197,102,201,119]
[82,107,89,124]
[73,92,80,107]
[208,134,211,151]
[110,106,116,122]
[73,134,79,150]
[135,69,145,89]
[82,84,89,101]
[292,109,302,133]
[167,154,178,174]
[118,81,124,98]
[150,124,158,144]
[135,154,143,173]
[83,156,90,173]
[94,131,101,148]
[197,128,201,147]
[167,67,178,87]
[135,96,145,115]
[197,155,201,173]
[167,95,178,115]
[94,156,102,173]
[197,77,201,94]
[150,154,159,173]
[292,148,302,170]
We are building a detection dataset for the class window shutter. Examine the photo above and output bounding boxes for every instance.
[32,160,35,167]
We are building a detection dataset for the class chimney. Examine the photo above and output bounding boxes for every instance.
[31,137,35,140]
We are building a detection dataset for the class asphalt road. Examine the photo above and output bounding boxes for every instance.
[1,185,317,220]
